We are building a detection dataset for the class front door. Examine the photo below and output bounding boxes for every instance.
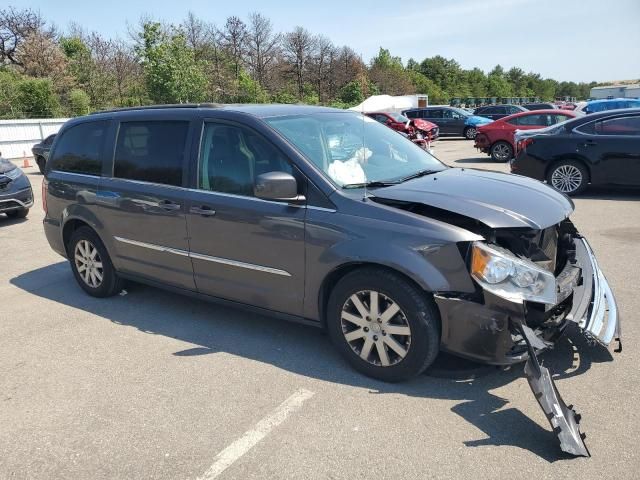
[98,118,195,290]
[185,121,306,316]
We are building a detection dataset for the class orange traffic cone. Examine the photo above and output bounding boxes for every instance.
[22,151,31,168]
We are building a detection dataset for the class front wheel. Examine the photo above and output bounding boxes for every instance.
[464,127,477,140]
[327,267,440,382]
[546,160,588,195]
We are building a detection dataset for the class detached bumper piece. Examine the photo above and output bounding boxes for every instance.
[516,320,590,457]
[568,238,621,351]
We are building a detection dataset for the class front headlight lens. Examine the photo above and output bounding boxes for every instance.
[4,166,23,179]
[471,241,557,305]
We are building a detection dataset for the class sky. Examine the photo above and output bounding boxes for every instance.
[10,0,640,83]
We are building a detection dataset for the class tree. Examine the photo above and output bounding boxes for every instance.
[369,47,414,95]
[68,88,90,115]
[338,80,363,105]
[282,26,316,100]
[0,7,47,67]
[15,78,59,117]
[246,12,280,89]
[138,22,207,104]
[16,30,68,85]
[220,16,247,80]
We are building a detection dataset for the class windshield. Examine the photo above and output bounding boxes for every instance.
[453,108,472,117]
[265,112,445,187]
[389,113,410,123]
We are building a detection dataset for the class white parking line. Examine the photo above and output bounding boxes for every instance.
[196,388,315,480]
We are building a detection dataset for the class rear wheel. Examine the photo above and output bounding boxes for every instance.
[464,126,477,140]
[490,141,513,162]
[546,160,588,195]
[327,267,440,382]
[6,208,28,219]
[68,226,123,297]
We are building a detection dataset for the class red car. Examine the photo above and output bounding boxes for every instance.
[474,109,576,162]
[365,112,439,143]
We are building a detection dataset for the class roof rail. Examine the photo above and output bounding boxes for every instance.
[89,103,223,115]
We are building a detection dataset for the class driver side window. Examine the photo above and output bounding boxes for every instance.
[199,123,292,197]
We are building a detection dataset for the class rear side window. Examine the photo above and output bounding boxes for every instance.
[404,110,420,119]
[48,121,108,175]
[114,121,188,186]
[594,116,640,136]
[425,109,442,119]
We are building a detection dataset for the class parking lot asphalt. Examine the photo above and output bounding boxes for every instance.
[1,139,639,479]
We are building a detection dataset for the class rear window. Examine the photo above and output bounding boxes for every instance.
[48,121,108,175]
[114,121,189,186]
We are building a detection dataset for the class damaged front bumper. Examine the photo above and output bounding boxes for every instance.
[434,235,621,457]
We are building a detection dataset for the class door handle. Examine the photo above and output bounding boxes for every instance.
[190,205,216,217]
[158,200,182,211]
[582,140,597,147]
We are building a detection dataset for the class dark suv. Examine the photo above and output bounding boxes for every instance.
[43,104,619,456]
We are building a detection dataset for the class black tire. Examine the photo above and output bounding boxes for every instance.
[36,156,46,175]
[464,126,477,140]
[327,267,440,382]
[490,141,513,162]
[6,208,29,219]
[546,160,589,196]
[68,226,123,297]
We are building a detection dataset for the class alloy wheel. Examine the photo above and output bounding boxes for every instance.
[465,127,477,139]
[492,143,512,161]
[340,290,411,367]
[551,165,582,193]
[74,239,104,288]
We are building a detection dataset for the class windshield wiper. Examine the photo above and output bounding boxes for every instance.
[397,169,441,183]
[342,180,399,189]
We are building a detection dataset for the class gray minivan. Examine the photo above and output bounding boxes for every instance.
[43,104,619,456]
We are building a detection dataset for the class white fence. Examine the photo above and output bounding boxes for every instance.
[0,118,70,159]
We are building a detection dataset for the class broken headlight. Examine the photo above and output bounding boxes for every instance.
[470,241,557,305]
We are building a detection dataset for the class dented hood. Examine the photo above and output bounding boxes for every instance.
[373,168,574,230]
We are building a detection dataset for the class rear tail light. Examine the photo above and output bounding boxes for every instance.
[42,178,48,213]
[517,137,534,152]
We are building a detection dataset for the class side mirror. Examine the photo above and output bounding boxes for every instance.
[254,171,305,203]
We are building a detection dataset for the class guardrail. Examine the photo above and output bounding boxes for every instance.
[0,118,69,159]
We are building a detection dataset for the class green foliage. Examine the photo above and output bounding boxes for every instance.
[338,81,364,106]
[0,69,22,118]
[68,88,90,115]
[138,22,207,104]
[15,78,59,117]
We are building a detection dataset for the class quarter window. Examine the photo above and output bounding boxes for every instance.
[199,123,292,197]
[114,121,188,186]
[48,121,108,175]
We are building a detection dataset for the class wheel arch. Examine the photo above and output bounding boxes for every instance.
[317,261,438,328]
[545,156,591,183]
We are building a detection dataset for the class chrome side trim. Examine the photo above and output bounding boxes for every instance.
[114,236,189,257]
[113,236,291,277]
[190,252,291,276]
[0,198,33,208]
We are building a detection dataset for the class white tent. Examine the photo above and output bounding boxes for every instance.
[349,94,426,114]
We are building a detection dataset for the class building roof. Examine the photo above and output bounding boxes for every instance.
[591,84,640,90]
